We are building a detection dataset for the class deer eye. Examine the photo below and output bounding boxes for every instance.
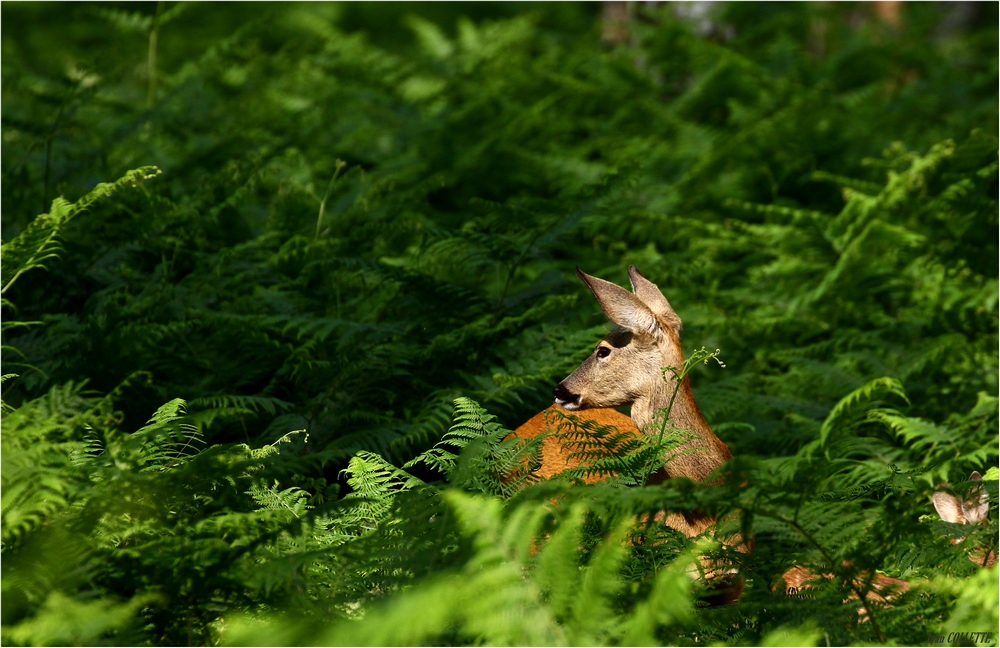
[596,346,611,359]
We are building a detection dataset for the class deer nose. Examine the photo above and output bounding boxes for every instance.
[553,383,580,407]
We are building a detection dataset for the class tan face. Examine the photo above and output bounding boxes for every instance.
[553,266,683,411]
[555,327,662,410]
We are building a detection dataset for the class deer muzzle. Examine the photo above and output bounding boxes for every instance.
[553,382,581,409]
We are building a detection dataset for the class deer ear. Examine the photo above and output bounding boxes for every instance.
[576,267,659,335]
[962,472,990,524]
[933,490,966,524]
[628,265,682,332]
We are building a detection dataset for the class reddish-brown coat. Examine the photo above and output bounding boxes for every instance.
[506,405,640,483]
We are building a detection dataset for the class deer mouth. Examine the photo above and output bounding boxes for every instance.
[553,383,581,409]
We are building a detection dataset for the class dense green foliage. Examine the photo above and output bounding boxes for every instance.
[2,2,997,645]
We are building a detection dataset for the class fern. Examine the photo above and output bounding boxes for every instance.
[340,450,425,530]
[1,167,160,295]
[405,396,544,497]
[1,591,161,646]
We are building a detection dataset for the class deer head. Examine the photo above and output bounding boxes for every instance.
[932,470,996,567]
[553,266,685,428]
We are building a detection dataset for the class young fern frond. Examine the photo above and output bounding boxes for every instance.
[387,390,460,457]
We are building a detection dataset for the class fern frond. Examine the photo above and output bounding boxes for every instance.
[340,450,425,530]
[247,480,311,517]
[408,396,508,475]
[1,167,160,295]
[819,377,908,449]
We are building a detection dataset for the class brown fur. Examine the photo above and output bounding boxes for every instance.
[505,405,724,540]
[507,405,639,483]
[780,562,911,603]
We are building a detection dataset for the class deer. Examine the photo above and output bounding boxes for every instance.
[508,266,747,602]
[552,266,736,527]
[780,471,996,604]
[931,471,996,568]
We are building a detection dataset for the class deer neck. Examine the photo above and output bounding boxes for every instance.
[629,335,732,482]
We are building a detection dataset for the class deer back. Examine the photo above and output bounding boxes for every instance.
[506,405,640,483]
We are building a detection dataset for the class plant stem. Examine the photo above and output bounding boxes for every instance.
[316,160,347,239]
[639,348,725,486]
[41,99,72,213]
[147,1,164,108]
